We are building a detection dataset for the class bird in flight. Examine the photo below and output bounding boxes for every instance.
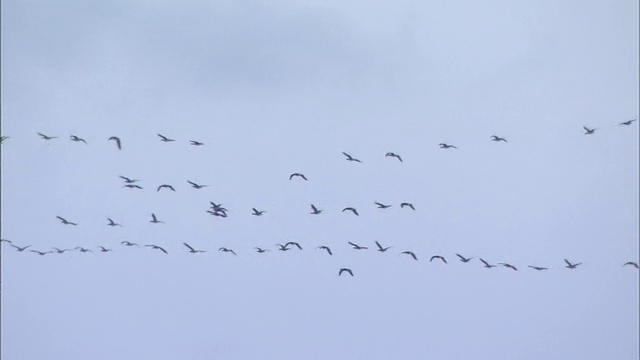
[150,213,165,224]
[480,258,497,268]
[108,136,122,150]
[38,132,57,141]
[400,202,415,210]
[623,262,639,268]
[123,184,143,190]
[97,246,112,253]
[456,254,473,263]
[107,218,123,227]
[310,204,323,215]
[317,246,333,255]
[52,247,71,254]
[285,241,303,250]
[430,255,447,264]
[189,140,204,146]
[490,135,508,142]
[289,173,308,181]
[75,247,93,253]
[583,126,596,135]
[119,175,140,183]
[0,238,12,243]
[564,259,582,269]
[157,184,176,192]
[619,119,637,126]
[145,244,168,254]
[218,247,236,255]
[252,208,266,216]
[183,243,205,253]
[157,134,175,142]
[342,207,359,216]
[375,241,392,252]
[121,241,139,247]
[439,143,458,149]
[385,152,403,162]
[11,244,31,252]
[499,263,518,271]
[254,247,269,253]
[374,202,392,209]
[30,250,51,256]
[348,241,368,250]
[342,152,362,163]
[187,180,208,189]
[276,244,291,251]
[528,265,548,271]
[56,216,78,226]
[338,268,354,276]
[401,251,418,261]
[70,135,87,144]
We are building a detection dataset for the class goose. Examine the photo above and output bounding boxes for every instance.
[401,251,418,261]
[56,216,78,226]
[480,258,497,268]
[187,180,208,189]
[150,213,165,224]
[439,143,458,149]
[252,208,266,216]
[375,241,392,252]
[348,241,368,250]
[183,243,205,253]
[70,135,87,144]
[499,263,518,271]
[11,244,31,252]
[75,247,93,253]
[97,246,112,253]
[289,173,308,181]
[207,210,228,218]
[400,202,415,210]
[119,175,140,183]
[456,254,473,263]
[218,247,236,255]
[121,241,139,247]
[310,204,323,215]
[583,126,596,135]
[430,255,447,264]
[317,246,333,255]
[107,218,122,227]
[108,136,122,150]
[564,259,582,269]
[619,119,637,126]
[276,244,291,251]
[623,262,639,268]
[189,140,204,146]
[123,184,143,190]
[254,247,269,253]
[30,250,51,256]
[490,135,508,142]
[157,134,175,142]
[157,184,176,192]
[528,265,548,271]
[52,247,71,254]
[342,152,362,162]
[145,244,168,254]
[374,202,392,209]
[285,241,303,250]
[37,132,57,140]
[338,268,354,276]
[385,152,403,162]
[342,207,359,216]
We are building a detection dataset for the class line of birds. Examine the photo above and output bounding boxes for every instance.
[2,239,638,275]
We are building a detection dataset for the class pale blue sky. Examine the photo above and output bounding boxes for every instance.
[2,0,638,359]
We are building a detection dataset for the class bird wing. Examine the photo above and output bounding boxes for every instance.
[348,241,358,248]
[564,259,572,266]
[151,213,157,221]
[480,258,490,266]
[183,243,195,251]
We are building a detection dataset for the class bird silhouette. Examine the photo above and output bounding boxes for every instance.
[456,254,473,263]
[70,135,87,144]
[583,126,596,135]
[619,119,637,126]
[339,268,354,276]
[490,135,508,142]
[38,132,57,140]
[157,134,175,142]
[252,208,266,216]
[52,247,71,254]
[189,140,204,146]
[1,238,12,243]
[218,247,236,255]
[187,180,208,189]
[11,244,31,252]
[317,246,333,255]
[310,204,323,215]
[150,213,165,224]
[385,152,403,162]
[430,255,447,264]
[289,173,308,181]
[375,241,392,252]
[342,152,362,162]
[123,184,143,190]
[401,251,418,261]
[400,202,415,210]
[374,202,392,209]
[146,245,168,254]
[285,242,303,250]
[342,207,359,216]
[439,143,458,149]
[56,216,78,226]
[623,262,639,268]
[121,241,139,247]
[97,246,112,253]
[499,263,518,271]
[183,243,205,253]
[119,176,140,183]
[528,265,548,271]
[564,259,582,269]
[30,250,51,256]
[107,218,122,227]
[276,244,291,251]
[254,247,269,253]
[75,247,93,253]
[108,136,122,150]
[480,258,497,268]
[348,242,368,250]
[157,184,176,192]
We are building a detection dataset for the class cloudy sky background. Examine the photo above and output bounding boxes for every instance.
[2,0,638,359]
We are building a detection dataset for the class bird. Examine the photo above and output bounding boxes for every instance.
[430,255,447,264]
[97,246,112,253]
[52,247,71,254]
[276,244,291,251]
[348,241,368,250]
[342,152,362,162]
[150,213,165,224]
[123,184,143,190]
[338,268,354,276]
[157,184,176,192]
[375,241,392,252]
[374,202,392,209]
[30,250,51,256]
[583,126,596,135]
[70,135,87,144]
[121,241,139,247]
[480,258,497,268]
[385,152,403,162]
[285,241,303,250]
[252,208,266,216]
[289,173,308,181]
[254,247,269,253]
[119,175,140,183]
[342,207,359,216]
[187,180,208,189]
[491,135,508,142]
[499,263,518,271]
[0,238,12,243]
[56,216,78,226]
[207,210,228,218]
[310,204,323,215]
[456,254,474,263]
[183,243,205,253]
[75,247,93,253]
[108,136,122,150]
[528,265,548,271]
[564,259,582,269]
[157,134,175,142]
[11,244,31,252]
[619,119,637,126]
[401,251,418,261]
[209,202,227,212]
[218,247,236,255]
[439,143,458,149]
[400,202,415,210]
[145,245,168,254]
[189,140,204,146]
[107,218,122,227]
[317,246,333,255]
[623,262,639,268]
[37,132,57,140]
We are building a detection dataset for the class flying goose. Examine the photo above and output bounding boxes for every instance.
[218,247,236,255]
[97,246,112,253]
[123,184,143,190]
[145,244,168,254]
[401,251,418,261]
[183,243,205,253]
[157,184,176,192]
[289,173,308,181]
[157,134,175,142]
[52,247,71,254]
[75,247,93,253]
[528,265,548,271]
[189,140,204,146]
[400,202,415,210]
[252,208,266,216]
[70,135,87,144]
[583,126,596,135]
[430,255,447,264]
[385,152,403,162]
[119,175,140,183]
[623,262,639,268]
[564,259,582,269]
[150,213,165,224]
[499,263,518,271]
[342,207,359,216]
[187,180,208,189]
[56,216,77,226]
[317,246,333,255]
[490,135,508,142]
[254,247,269,253]
[619,119,637,126]
[11,244,31,252]
[38,132,57,140]
[285,241,303,250]
[375,241,392,252]
[342,152,362,163]
[108,136,122,150]
[456,254,473,263]
[374,202,392,209]
[338,268,354,276]
[480,258,497,268]
[310,204,323,215]
[348,241,368,250]
[107,218,122,227]
[276,244,291,251]
[121,241,139,247]
[439,143,458,149]
[30,250,51,256]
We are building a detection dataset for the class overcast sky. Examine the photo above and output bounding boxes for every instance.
[1,0,638,359]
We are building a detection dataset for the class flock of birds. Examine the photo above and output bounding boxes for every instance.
[1,120,639,276]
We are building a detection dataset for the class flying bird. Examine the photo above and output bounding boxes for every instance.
[0,238,12,243]
[456,254,473,263]
[623,262,639,268]
[37,132,57,140]
[348,241,368,250]
[430,255,447,264]
[439,143,458,149]
[289,173,308,181]
[310,204,323,215]
[75,247,93,253]
[187,180,208,189]
[317,246,333,255]
[218,247,236,255]
[564,259,582,269]
[207,210,228,218]
[528,265,548,271]
[150,213,165,224]
[97,246,112,253]
[123,184,143,190]
[183,243,205,253]
[374,202,392,209]
[499,263,518,271]
[52,247,71,254]
[401,251,418,261]
[375,241,392,252]
[108,136,122,150]
[254,247,269,253]
[338,268,354,276]
[30,250,51,256]
[480,258,497,268]
[145,245,168,254]
[157,134,175,142]
[583,126,596,135]
[56,216,78,226]
[11,244,31,252]
[490,135,508,142]
[400,202,415,210]
[70,135,87,144]
[285,241,303,250]
[157,184,176,192]
[189,140,204,146]
[107,218,122,227]
[119,175,140,183]
[619,119,637,126]
[276,244,291,251]
[385,152,403,162]
[342,152,362,162]
[342,207,359,216]
[121,241,139,247]
[252,208,266,216]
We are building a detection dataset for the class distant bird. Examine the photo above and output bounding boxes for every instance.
[564,259,582,269]
[276,244,291,251]
[157,134,175,142]
[338,268,354,276]
[121,241,139,247]
[456,254,473,263]
[107,218,122,227]
[348,241,368,250]
[480,258,497,268]
[123,184,143,190]
[254,247,269,253]
[375,241,392,252]
[119,175,140,183]
[342,152,362,162]
[189,140,204,146]
[52,247,71,254]
[499,263,518,271]
[317,246,333,255]
[430,255,447,264]
[252,208,266,216]
[385,152,403,162]
[619,119,637,126]
[623,262,639,268]
[439,143,458,149]
[183,243,205,253]
[400,202,415,210]
[0,238,12,243]
[11,244,31,252]
[342,207,359,216]
[97,246,112,253]
[157,184,176,192]
[401,251,418,261]
[289,173,308,181]
[75,247,93,253]
[528,266,548,271]
[209,202,227,212]
[108,136,122,150]
[218,247,236,255]
[583,126,596,135]
[285,241,303,250]
[150,213,165,224]
[30,250,51,256]
[187,180,208,189]
[490,135,508,142]
[145,244,168,254]
[310,204,323,215]
[374,202,392,209]
[37,132,57,140]
[70,135,87,144]
[207,210,228,218]
[56,216,77,226]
